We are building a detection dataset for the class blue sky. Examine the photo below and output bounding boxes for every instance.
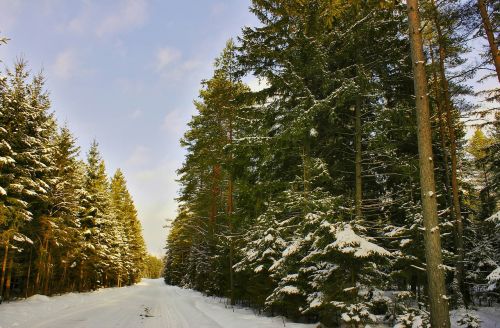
[0,0,260,256]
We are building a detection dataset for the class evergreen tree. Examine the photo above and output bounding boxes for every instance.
[110,169,146,285]
[79,141,115,289]
[406,0,451,324]
[0,57,146,299]
[0,61,56,299]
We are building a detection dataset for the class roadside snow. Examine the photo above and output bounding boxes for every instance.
[0,279,316,328]
[451,307,500,328]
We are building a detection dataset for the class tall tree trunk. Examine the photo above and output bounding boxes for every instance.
[478,0,500,84]
[61,261,67,293]
[431,0,466,307]
[0,239,9,298]
[430,45,454,221]
[227,113,235,306]
[482,162,490,201]
[303,139,311,205]
[25,246,32,298]
[354,98,363,220]
[5,253,13,300]
[35,233,49,293]
[43,251,51,295]
[209,165,221,230]
[407,1,451,326]
[79,263,84,292]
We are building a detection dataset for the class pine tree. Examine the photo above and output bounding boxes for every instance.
[50,127,85,292]
[477,0,500,84]
[0,61,56,299]
[407,0,450,325]
[168,41,251,297]
[0,56,147,298]
[78,141,115,289]
[110,169,146,286]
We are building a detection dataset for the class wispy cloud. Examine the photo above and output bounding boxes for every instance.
[126,145,151,166]
[155,47,182,71]
[96,0,148,38]
[0,0,23,30]
[154,47,202,81]
[129,108,143,119]
[116,77,145,95]
[210,2,226,16]
[52,48,79,80]
[178,59,202,72]
[66,0,149,38]
[52,48,95,80]
[162,109,190,138]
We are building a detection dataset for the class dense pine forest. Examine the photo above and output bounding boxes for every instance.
[163,0,500,327]
[0,54,147,299]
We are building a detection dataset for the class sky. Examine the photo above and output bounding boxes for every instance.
[0,0,260,256]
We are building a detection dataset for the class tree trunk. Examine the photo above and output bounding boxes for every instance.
[0,240,9,298]
[478,0,500,84]
[430,45,454,221]
[354,98,363,220]
[229,240,235,306]
[61,261,68,293]
[430,0,466,307]
[209,164,221,229]
[303,140,311,208]
[43,251,51,295]
[79,263,84,292]
[5,253,13,300]
[227,112,235,306]
[482,162,490,201]
[35,234,49,293]
[25,247,32,298]
[407,1,451,326]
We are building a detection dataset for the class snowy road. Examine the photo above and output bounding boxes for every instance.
[0,279,315,328]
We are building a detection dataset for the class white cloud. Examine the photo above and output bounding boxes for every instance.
[211,2,226,16]
[65,0,149,38]
[66,1,93,34]
[116,78,145,95]
[129,108,143,119]
[156,47,182,71]
[52,48,95,80]
[126,145,151,166]
[162,109,189,138]
[40,0,64,16]
[179,59,201,72]
[52,49,79,80]
[96,0,148,38]
[167,59,203,80]
[0,0,23,30]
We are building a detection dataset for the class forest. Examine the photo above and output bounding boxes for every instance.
[163,0,500,327]
[0,54,148,299]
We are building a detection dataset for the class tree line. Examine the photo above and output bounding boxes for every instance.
[0,58,147,300]
[164,0,499,327]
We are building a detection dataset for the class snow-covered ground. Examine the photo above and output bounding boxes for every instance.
[0,279,315,328]
[451,307,500,328]
[1,279,499,327]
